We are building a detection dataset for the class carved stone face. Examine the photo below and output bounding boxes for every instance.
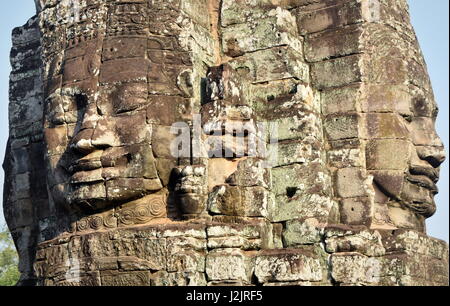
[6,0,448,287]
[37,0,446,227]
[44,83,161,211]
[366,86,445,224]
[405,99,445,213]
[43,39,169,212]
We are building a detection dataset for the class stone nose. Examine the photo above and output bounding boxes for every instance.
[417,145,446,169]
[71,123,118,155]
[71,128,95,154]
[70,103,108,154]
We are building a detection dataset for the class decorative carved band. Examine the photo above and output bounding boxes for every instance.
[75,193,167,232]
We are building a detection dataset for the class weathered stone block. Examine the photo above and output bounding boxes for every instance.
[118,256,157,272]
[101,144,159,179]
[268,112,322,142]
[324,114,360,141]
[222,11,301,57]
[283,219,323,246]
[305,24,362,62]
[255,249,323,283]
[99,58,149,84]
[366,139,411,170]
[335,167,367,198]
[271,163,330,197]
[70,182,107,205]
[113,237,167,271]
[164,272,207,286]
[207,222,260,238]
[10,95,43,126]
[270,193,334,223]
[102,37,147,61]
[146,95,192,126]
[106,178,163,201]
[269,138,322,167]
[166,236,206,273]
[208,185,270,218]
[331,253,383,285]
[361,113,409,139]
[152,125,179,159]
[321,84,360,116]
[207,236,262,250]
[53,271,102,286]
[328,147,363,168]
[70,233,117,260]
[409,117,442,147]
[7,199,34,229]
[361,84,412,114]
[12,172,31,200]
[229,47,309,84]
[272,223,284,249]
[325,228,385,257]
[44,126,68,156]
[225,158,270,189]
[370,170,404,199]
[311,54,362,89]
[207,220,271,250]
[205,249,254,283]
[220,0,300,27]
[100,271,151,286]
[384,230,449,260]
[339,197,372,226]
[296,0,365,34]
[92,113,151,147]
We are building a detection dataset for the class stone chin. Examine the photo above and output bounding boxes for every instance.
[372,170,438,219]
[400,180,438,218]
[403,200,437,219]
[67,182,108,211]
[67,178,161,211]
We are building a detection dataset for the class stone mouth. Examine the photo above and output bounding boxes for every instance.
[406,173,438,194]
[69,160,102,173]
[69,151,104,174]
[409,165,439,183]
[70,169,104,184]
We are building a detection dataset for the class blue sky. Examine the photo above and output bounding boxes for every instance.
[0,1,448,242]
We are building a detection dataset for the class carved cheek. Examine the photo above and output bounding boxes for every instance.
[370,170,404,199]
[113,113,152,145]
[46,98,66,125]
[112,82,148,114]
[362,113,409,139]
[366,139,411,172]
[44,126,69,156]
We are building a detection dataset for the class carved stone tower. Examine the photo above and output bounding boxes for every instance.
[4,0,448,286]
